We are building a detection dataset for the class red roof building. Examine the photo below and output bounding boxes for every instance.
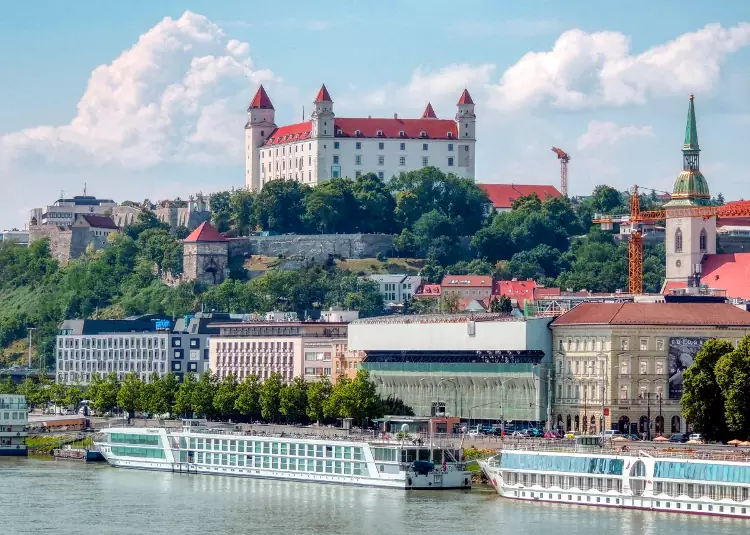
[494,279,538,307]
[77,214,119,230]
[552,302,750,327]
[414,284,441,298]
[245,84,477,190]
[663,253,750,300]
[478,184,562,211]
[441,275,493,300]
[184,222,227,243]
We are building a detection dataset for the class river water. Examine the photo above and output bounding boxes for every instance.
[1,458,747,534]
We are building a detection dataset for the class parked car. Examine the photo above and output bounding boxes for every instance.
[688,433,705,443]
[603,429,623,438]
[467,430,482,438]
[669,433,689,443]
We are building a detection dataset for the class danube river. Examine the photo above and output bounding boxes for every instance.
[1,458,747,534]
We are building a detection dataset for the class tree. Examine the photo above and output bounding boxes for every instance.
[174,373,197,417]
[0,376,16,394]
[279,376,308,423]
[213,373,239,420]
[440,293,461,314]
[715,335,750,438]
[379,395,414,416]
[64,382,84,411]
[139,374,157,414]
[349,370,380,425]
[151,373,178,416]
[304,178,359,234]
[353,173,397,234]
[591,185,623,213]
[259,372,283,421]
[306,377,332,424]
[255,180,311,233]
[490,295,513,314]
[193,371,218,418]
[681,339,733,441]
[210,191,232,232]
[18,379,41,407]
[325,376,355,420]
[49,383,67,410]
[118,372,143,415]
[92,373,120,414]
[235,374,261,421]
[229,189,258,235]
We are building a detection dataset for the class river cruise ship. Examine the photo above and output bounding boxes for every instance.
[479,436,750,518]
[96,420,471,490]
[0,394,28,456]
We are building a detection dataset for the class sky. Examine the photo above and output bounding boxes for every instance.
[1,1,749,230]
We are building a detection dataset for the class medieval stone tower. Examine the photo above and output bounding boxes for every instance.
[183,222,229,285]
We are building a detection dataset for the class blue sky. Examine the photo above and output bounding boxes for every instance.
[1,1,749,229]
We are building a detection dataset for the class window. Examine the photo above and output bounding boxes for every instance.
[190,338,200,349]
[172,362,182,372]
[400,142,406,150]
[700,228,707,252]
[621,360,629,375]
[655,361,664,375]
[355,155,361,165]
[333,155,339,164]
[620,385,628,401]
[378,142,384,150]
[675,228,683,253]
[640,361,648,375]
[639,386,648,399]
[399,131,405,137]
[188,362,198,372]
[378,171,384,180]
[355,142,362,150]
[355,171,362,179]
[447,132,453,138]
[172,338,181,348]
[378,156,384,165]
[448,143,454,151]
[354,131,361,137]
[448,157,454,166]
[640,339,648,351]
[422,157,428,167]
[620,338,629,351]
[656,339,664,351]
[334,142,340,149]
[399,156,406,166]
[174,349,184,359]
[420,131,427,138]
[422,143,428,151]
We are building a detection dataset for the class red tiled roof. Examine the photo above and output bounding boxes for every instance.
[248,85,274,110]
[457,89,474,105]
[415,284,441,296]
[79,215,118,230]
[421,103,437,119]
[533,287,562,299]
[315,84,332,103]
[441,275,492,287]
[552,302,750,326]
[184,222,227,243]
[718,218,750,228]
[478,183,562,209]
[698,253,750,300]
[334,117,457,140]
[263,121,313,146]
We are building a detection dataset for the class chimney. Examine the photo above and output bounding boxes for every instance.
[394,113,398,119]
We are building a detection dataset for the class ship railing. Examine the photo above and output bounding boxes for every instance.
[635,448,750,463]
[497,439,619,456]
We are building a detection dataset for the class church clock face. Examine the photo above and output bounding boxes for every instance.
[675,260,682,268]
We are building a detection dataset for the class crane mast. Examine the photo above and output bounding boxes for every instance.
[551,147,570,197]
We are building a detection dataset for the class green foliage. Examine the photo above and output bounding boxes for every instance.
[174,373,197,417]
[682,339,734,441]
[491,295,513,314]
[235,374,261,420]
[117,372,142,414]
[279,376,308,423]
[0,376,16,394]
[306,377,332,423]
[90,372,120,414]
[378,395,414,416]
[259,372,283,421]
[193,371,218,418]
[715,336,750,438]
[256,180,311,233]
[213,374,240,419]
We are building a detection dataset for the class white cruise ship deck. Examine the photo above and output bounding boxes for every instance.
[96,420,472,490]
[479,437,750,519]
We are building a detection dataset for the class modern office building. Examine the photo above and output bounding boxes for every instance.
[29,194,117,227]
[550,302,750,435]
[0,230,29,246]
[209,311,359,382]
[0,394,28,456]
[349,313,553,425]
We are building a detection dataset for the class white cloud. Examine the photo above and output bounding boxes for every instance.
[488,22,750,111]
[0,11,276,169]
[577,120,654,150]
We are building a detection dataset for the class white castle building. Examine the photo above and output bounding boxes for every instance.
[244,84,476,191]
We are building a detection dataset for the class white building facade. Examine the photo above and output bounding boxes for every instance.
[29,195,117,227]
[367,274,422,308]
[245,85,476,191]
[0,394,28,456]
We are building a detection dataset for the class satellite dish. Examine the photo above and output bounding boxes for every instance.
[400,424,409,433]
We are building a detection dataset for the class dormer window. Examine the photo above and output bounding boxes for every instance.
[376,130,383,136]
[399,131,405,137]
[354,129,362,136]
[446,132,453,138]
[420,131,427,138]
[336,129,343,136]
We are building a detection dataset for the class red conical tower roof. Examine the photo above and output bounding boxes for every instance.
[421,102,437,119]
[184,222,227,242]
[314,84,333,103]
[457,89,474,105]
[248,85,274,110]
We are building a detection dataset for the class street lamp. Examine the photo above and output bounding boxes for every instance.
[438,378,459,418]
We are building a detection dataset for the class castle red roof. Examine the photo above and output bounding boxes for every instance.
[79,215,118,230]
[184,222,226,243]
[552,302,750,326]
[421,103,437,119]
[457,89,474,105]
[663,253,750,300]
[248,85,274,110]
[263,122,313,146]
[478,184,562,209]
[315,84,332,103]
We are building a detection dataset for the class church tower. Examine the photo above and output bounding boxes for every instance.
[664,95,715,283]
[245,85,276,192]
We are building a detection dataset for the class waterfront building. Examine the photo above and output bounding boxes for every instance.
[29,193,117,227]
[367,274,421,309]
[56,313,245,384]
[478,183,562,213]
[550,302,750,435]
[0,394,28,456]
[349,313,553,424]
[209,312,358,382]
[244,85,476,191]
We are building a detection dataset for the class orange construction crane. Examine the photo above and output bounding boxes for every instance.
[551,147,570,197]
[594,185,750,294]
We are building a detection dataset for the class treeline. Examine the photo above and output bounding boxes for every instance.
[681,335,750,441]
[2,370,414,424]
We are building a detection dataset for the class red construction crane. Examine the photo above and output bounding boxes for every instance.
[593,185,750,294]
[551,147,570,197]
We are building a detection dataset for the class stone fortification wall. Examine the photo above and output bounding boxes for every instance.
[228,234,395,264]
[30,226,73,264]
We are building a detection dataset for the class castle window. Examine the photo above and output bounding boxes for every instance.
[399,131,405,137]
[378,156,384,166]
[399,157,406,166]
[336,129,342,136]
[422,143,428,151]
[354,130,361,136]
[355,155,362,165]
[378,171,384,180]
[334,142,340,149]
[400,143,406,150]
[699,228,707,252]
[355,142,362,150]
[448,157,454,167]
[333,155,339,164]
[448,143,454,151]
[422,157,428,167]
[377,130,383,137]
[675,228,683,253]
[261,131,264,136]
[420,131,427,138]
[355,171,362,179]
[378,142,384,150]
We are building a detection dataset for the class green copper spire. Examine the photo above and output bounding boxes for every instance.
[683,94,699,151]
[665,94,710,207]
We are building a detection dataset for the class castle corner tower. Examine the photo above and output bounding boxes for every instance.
[245,85,276,192]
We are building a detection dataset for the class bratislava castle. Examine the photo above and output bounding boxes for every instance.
[244,84,476,191]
